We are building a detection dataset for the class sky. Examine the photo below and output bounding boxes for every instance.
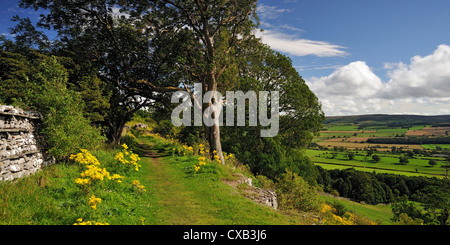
[1,0,450,116]
[256,0,450,116]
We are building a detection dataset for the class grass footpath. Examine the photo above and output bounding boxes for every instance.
[137,135,311,225]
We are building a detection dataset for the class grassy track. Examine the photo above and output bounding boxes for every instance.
[136,136,313,225]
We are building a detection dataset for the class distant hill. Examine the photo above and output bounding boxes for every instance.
[323,114,450,128]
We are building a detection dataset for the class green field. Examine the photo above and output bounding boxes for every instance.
[306,149,448,178]
[421,144,450,150]
[325,125,359,131]
[314,115,449,178]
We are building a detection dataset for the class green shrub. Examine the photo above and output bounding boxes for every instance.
[35,56,105,159]
[275,169,321,212]
[153,120,176,137]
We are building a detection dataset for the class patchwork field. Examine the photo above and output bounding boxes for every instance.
[306,149,447,178]
[316,141,425,151]
[310,115,450,178]
[405,127,450,136]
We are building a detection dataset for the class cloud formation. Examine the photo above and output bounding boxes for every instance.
[306,45,450,116]
[255,29,348,57]
[381,44,450,99]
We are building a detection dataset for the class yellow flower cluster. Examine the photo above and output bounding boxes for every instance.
[71,149,125,186]
[70,147,147,226]
[73,218,109,225]
[115,144,141,171]
[194,156,207,172]
[70,149,100,166]
[214,154,221,164]
[180,145,194,155]
[131,180,146,192]
[224,153,234,160]
[199,144,205,154]
[75,162,124,185]
[318,204,376,225]
[89,195,102,210]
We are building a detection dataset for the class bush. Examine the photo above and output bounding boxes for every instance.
[153,120,176,137]
[275,169,321,212]
[35,56,105,159]
[372,154,380,162]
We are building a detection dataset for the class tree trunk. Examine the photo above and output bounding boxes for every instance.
[204,72,226,165]
[107,116,128,145]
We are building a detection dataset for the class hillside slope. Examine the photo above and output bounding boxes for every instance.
[324,114,450,128]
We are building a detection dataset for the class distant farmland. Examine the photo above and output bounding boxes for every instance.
[310,114,450,178]
[316,141,425,151]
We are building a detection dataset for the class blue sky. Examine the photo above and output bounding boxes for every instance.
[256,0,450,116]
[1,0,450,116]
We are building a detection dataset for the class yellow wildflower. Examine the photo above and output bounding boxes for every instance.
[132,180,146,192]
[73,218,109,225]
[88,195,102,210]
[70,149,101,166]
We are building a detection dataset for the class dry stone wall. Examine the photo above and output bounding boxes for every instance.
[0,105,50,181]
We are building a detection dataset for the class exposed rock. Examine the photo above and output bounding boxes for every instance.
[224,173,278,210]
[0,105,50,182]
[135,123,148,130]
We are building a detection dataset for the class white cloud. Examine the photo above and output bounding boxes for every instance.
[255,29,348,57]
[306,61,387,116]
[257,4,292,20]
[1,33,16,38]
[305,46,450,116]
[307,61,382,97]
[381,44,450,99]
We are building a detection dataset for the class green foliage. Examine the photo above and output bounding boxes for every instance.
[419,184,450,225]
[372,154,381,162]
[275,169,321,212]
[75,74,111,123]
[35,57,106,159]
[153,120,176,138]
[0,54,105,159]
[391,198,429,224]
[398,155,409,165]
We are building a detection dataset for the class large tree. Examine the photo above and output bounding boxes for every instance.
[221,39,324,178]
[18,0,183,144]
[153,0,259,164]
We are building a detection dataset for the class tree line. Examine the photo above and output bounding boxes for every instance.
[367,137,450,145]
[315,166,450,224]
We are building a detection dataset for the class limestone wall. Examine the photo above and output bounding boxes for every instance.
[0,105,49,181]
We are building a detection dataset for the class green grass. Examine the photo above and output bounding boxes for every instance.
[421,144,450,150]
[0,134,315,225]
[306,149,447,178]
[325,125,359,131]
[0,146,156,225]
[137,135,316,225]
[409,125,428,130]
[319,194,393,225]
